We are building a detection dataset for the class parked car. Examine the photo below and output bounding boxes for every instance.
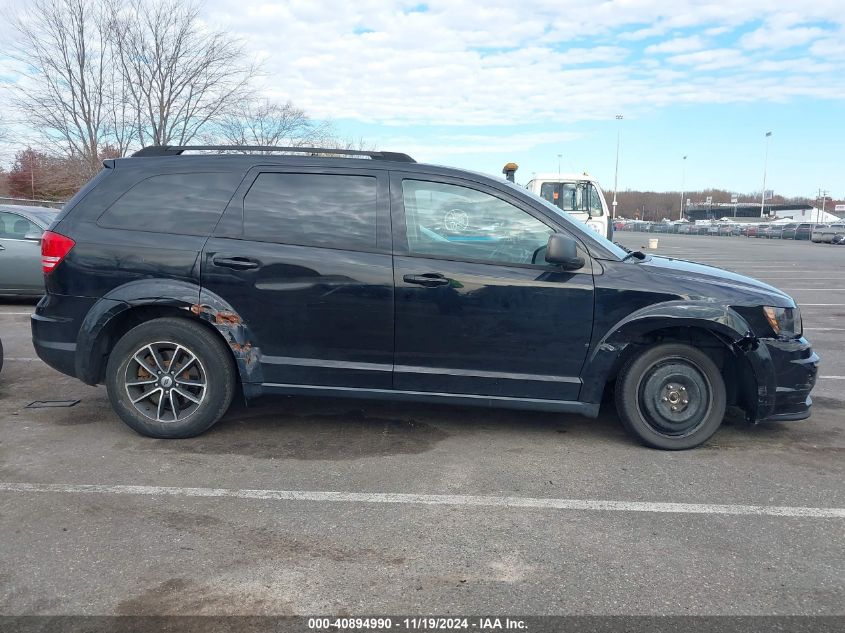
[810,225,828,243]
[0,336,3,375]
[747,224,768,238]
[794,223,823,241]
[0,205,60,297]
[778,223,799,239]
[762,225,782,239]
[677,224,691,234]
[31,145,818,450]
[833,234,845,245]
[819,224,845,243]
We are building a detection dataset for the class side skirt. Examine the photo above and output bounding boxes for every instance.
[259,383,600,417]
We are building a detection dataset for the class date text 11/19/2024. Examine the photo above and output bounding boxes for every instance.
[308,617,528,630]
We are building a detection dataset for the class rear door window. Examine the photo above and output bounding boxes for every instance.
[0,212,41,238]
[242,173,378,250]
[98,173,242,236]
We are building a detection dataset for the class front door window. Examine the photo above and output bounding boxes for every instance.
[402,180,554,266]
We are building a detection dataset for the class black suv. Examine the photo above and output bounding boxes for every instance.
[32,146,818,449]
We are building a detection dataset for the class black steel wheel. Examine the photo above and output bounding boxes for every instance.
[615,343,726,450]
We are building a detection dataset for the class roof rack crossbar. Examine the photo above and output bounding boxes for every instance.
[131,145,415,163]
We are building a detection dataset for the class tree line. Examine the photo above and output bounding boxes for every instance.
[613,189,842,221]
[0,0,362,199]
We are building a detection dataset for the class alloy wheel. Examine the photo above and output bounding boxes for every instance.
[124,342,207,423]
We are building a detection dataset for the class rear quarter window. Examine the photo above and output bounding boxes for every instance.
[97,172,242,236]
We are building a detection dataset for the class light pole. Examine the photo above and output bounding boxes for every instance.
[760,131,772,217]
[818,188,829,223]
[612,114,623,219]
[557,153,562,174]
[679,155,687,220]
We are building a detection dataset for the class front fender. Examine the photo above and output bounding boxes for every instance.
[75,280,263,395]
[578,300,757,403]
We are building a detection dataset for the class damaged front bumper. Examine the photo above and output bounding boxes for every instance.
[752,336,819,422]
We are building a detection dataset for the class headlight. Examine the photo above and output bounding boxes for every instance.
[763,306,803,338]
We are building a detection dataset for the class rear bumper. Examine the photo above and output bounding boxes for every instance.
[31,294,94,379]
[32,313,77,377]
[754,337,818,422]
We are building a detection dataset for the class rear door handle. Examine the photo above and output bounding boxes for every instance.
[212,256,260,270]
[403,272,450,287]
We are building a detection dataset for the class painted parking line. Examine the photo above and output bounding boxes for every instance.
[0,312,35,316]
[818,376,845,380]
[0,482,843,518]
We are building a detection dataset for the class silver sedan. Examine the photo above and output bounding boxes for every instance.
[0,205,60,297]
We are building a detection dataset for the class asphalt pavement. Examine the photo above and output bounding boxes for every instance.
[0,233,842,617]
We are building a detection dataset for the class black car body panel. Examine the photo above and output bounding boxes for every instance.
[32,152,819,426]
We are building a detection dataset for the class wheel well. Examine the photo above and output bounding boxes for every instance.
[90,305,239,385]
[604,326,757,416]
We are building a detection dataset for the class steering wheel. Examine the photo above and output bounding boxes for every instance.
[443,208,470,232]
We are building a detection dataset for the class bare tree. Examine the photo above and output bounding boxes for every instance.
[6,0,117,177]
[111,0,256,147]
[217,99,333,148]
[324,135,378,152]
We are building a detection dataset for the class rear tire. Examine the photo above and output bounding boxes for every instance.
[615,343,726,450]
[105,318,236,438]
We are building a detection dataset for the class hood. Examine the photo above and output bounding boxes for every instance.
[640,256,795,307]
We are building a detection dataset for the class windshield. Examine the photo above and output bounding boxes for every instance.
[538,181,604,217]
[499,179,628,260]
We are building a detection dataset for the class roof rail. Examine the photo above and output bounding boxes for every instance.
[131,145,415,163]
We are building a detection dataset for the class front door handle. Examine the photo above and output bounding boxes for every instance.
[403,272,450,288]
[212,256,260,270]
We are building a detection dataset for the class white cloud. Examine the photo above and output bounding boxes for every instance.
[666,48,747,70]
[383,131,585,159]
[810,34,845,59]
[4,0,845,135]
[195,0,845,128]
[645,36,707,55]
[741,23,829,50]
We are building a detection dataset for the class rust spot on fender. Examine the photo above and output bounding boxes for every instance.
[190,304,241,325]
[189,303,262,382]
[215,310,242,326]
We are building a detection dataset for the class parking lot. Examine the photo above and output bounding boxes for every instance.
[0,233,843,616]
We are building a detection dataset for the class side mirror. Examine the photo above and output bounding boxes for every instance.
[24,232,42,242]
[545,233,585,270]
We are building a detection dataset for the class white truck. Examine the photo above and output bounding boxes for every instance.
[502,164,613,240]
[525,173,612,240]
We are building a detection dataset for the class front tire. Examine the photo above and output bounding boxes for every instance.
[105,318,236,438]
[615,343,726,450]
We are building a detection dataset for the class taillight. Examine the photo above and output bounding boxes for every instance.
[41,231,76,274]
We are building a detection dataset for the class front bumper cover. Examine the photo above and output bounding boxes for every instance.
[753,337,818,422]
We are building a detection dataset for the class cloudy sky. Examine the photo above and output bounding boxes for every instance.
[203,0,844,197]
[4,0,845,197]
